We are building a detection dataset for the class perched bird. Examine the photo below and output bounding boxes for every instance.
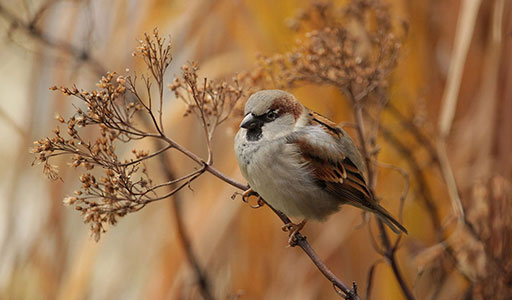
[234,90,407,243]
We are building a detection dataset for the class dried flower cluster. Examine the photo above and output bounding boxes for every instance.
[440,176,511,299]
[413,176,512,299]
[32,29,246,241]
[134,28,173,88]
[248,0,403,101]
[169,62,245,163]
[32,72,158,241]
[465,176,512,299]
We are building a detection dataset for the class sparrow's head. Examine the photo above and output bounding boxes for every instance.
[240,90,304,141]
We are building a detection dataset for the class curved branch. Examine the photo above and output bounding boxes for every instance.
[194,162,360,299]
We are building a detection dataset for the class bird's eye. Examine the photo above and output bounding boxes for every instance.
[266,110,279,121]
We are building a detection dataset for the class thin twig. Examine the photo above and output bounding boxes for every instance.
[349,91,415,300]
[365,260,383,300]
[373,160,409,223]
[264,200,361,300]
[367,111,442,232]
[0,2,105,76]
[120,145,173,167]
[385,103,439,164]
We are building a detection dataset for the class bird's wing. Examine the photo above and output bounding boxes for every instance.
[285,111,408,234]
[285,113,373,207]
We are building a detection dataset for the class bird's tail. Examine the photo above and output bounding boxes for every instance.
[372,204,408,234]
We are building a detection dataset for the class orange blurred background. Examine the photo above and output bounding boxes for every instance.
[0,0,510,299]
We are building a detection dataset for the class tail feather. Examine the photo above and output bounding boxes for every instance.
[373,204,408,234]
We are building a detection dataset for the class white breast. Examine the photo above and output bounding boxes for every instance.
[234,130,340,220]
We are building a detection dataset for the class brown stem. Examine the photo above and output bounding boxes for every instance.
[377,221,414,300]
[203,168,361,299]
[167,171,214,300]
[300,239,360,299]
[265,199,361,300]
[137,113,213,299]
[352,100,374,183]
[367,108,473,291]
[350,92,415,300]
[0,3,105,76]
[385,103,439,164]
[367,110,442,232]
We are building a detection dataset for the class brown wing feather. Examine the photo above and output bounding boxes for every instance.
[308,111,344,138]
[292,136,372,203]
[286,114,408,234]
[304,152,407,234]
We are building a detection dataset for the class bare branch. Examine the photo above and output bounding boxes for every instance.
[0,2,105,75]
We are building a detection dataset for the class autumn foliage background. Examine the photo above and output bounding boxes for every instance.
[0,0,511,299]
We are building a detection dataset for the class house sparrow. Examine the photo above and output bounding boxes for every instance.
[234,90,407,242]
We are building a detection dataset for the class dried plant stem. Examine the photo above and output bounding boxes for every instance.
[160,152,213,300]
[365,109,442,232]
[0,2,105,75]
[365,260,383,300]
[170,196,213,300]
[438,0,482,137]
[436,141,464,220]
[136,106,213,300]
[385,103,439,164]
[301,239,359,299]
[351,96,414,300]
[377,221,414,300]
[265,201,361,300]
[437,0,482,222]
[140,38,215,298]
[184,165,360,298]
[353,101,374,183]
[377,102,477,287]
[0,106,26,137]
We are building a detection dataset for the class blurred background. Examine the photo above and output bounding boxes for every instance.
[0,0,511,299]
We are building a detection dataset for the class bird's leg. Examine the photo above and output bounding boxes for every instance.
[281,220,307,246]
[241,188,264,208]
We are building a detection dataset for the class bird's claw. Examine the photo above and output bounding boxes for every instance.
[241,188,264,208]
[281,220,307,247]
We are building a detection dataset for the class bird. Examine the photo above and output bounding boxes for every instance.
[234,89,407,244]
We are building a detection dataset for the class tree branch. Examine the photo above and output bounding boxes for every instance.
[0,2,105,76]
[199,163,361,299]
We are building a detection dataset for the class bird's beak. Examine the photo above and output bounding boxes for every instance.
[240,113,261,130]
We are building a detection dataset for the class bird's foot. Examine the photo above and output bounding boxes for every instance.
[241,188,264,208]
[281,220,307,247]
